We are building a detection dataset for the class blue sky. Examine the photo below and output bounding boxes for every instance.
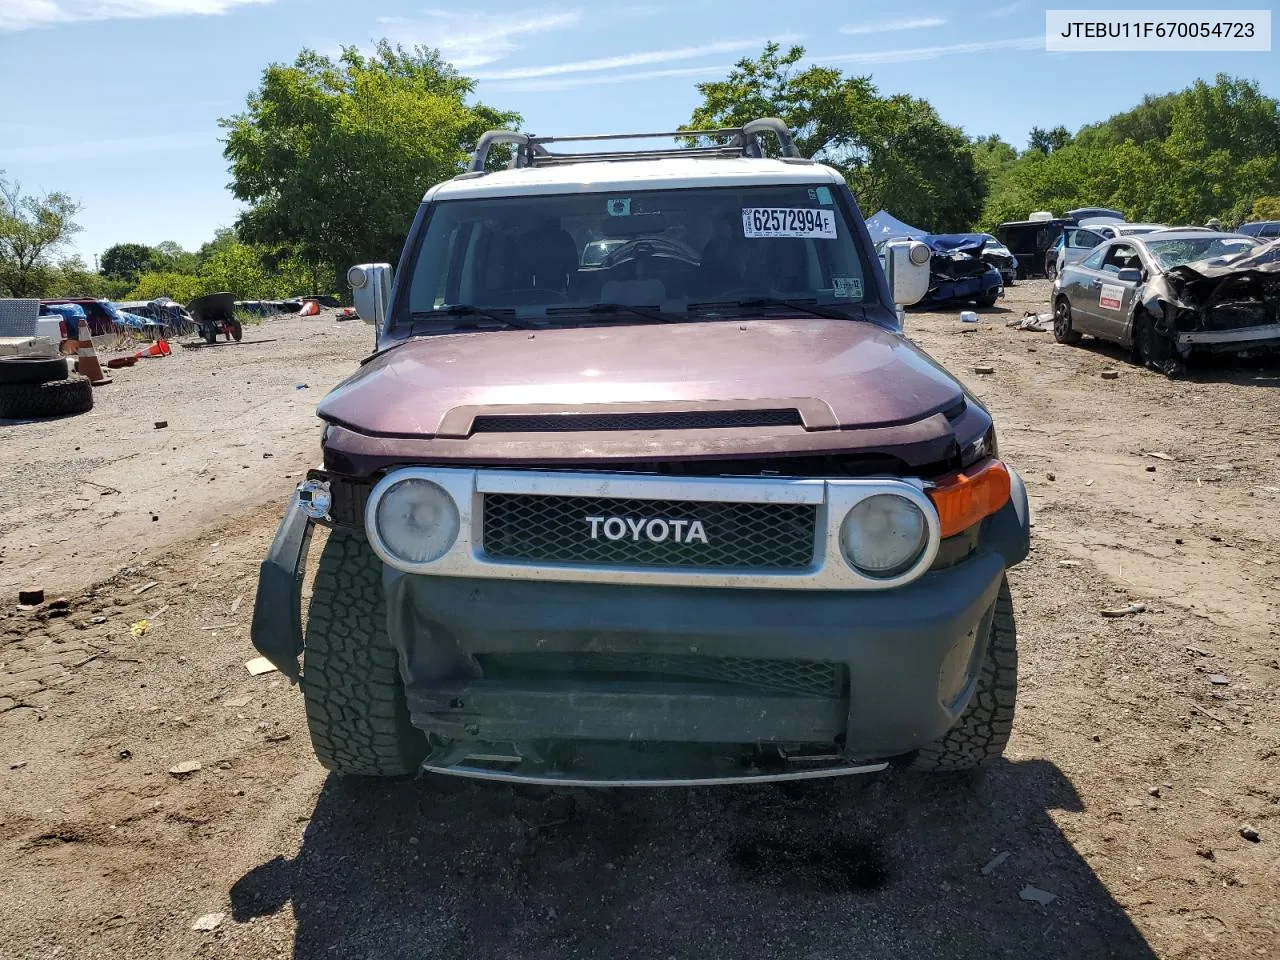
[1,1,1276,265]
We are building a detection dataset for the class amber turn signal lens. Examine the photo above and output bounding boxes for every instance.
[927,458,1012,539]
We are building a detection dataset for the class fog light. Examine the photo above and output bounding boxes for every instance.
[296,479,332,520]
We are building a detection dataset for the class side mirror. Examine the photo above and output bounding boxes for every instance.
[881,239,931,309]
[1116,268,1143,284]
[348,263,393,334]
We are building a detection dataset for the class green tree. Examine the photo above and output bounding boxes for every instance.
[1028,125,1072,154]
[221,42,519,292]
[100,242,156,282]
[127,271,205,304]
[0,173,82,297]
[151,241,199,275]
[1248,196,1280,221]
[685,44,983,231]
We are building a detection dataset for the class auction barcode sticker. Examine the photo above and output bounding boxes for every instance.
[1046,9,1271,51]
[742,208,837,239]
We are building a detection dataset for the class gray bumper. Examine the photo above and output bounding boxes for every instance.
[249,497,312,681]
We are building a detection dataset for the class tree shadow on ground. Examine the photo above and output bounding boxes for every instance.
[231,759,1155,960]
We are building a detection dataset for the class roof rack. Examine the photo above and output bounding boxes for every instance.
[466,118,804,174]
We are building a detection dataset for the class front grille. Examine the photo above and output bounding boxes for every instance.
[476,652,845,698]
[481,494,816,569]
[471,409,802,433]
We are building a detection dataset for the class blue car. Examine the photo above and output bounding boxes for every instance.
[920,234,1005,308]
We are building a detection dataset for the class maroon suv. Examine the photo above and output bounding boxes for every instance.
[251,120,1030,786]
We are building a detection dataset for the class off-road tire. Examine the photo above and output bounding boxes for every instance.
[230,320,243,342]
[0,374,94,419]
[1053,296,1082,345]
[976,293,1000,309]
[202,326,218,345]
[301,529,427,777]
[0,355,68,386]
[909,577,1017,771]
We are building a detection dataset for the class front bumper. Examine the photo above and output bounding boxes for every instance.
[1177,322,1280,352]
[251,471,1030,783]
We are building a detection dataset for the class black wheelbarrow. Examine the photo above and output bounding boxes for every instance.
[187,292,243,345]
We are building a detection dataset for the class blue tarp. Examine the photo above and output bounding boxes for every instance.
[41,302,86,321]
[923,233,989,254]
[864,209,928,242]
[118,311,164,329]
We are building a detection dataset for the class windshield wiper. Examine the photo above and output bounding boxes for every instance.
[411,305,536,330]
[547,302,683,323]
[689,297,861,322]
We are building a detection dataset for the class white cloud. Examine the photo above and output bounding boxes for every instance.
[0,0,275,31]
[840,17,946,36]
[375,8,582,69]
[474,37,791,81]
[821,34,1042,65]
[0,131,217,163]
[984,2,1022,18]
[486,63,728,93]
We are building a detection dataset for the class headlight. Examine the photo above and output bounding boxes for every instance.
[374,478,459,564]
[908,241,931,265]
[840,494,928,577]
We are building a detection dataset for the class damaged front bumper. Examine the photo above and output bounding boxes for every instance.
[251,471,1030,784]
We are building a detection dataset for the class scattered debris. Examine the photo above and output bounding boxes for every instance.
[1019,885,1057,905]
[133,580,158,595]
[191,912,224,932]
[1145,465,1157,473]
[1100,369,1119,380]
[1146,452,1174,461]
[981,851,1010,875]
[295,383,309,390]
[1046,472,1056,481]
[129,619,150,638]
[229,592,244,615]
[245,657,277,677]
[169,760,202,776]
[153,421,168,430]
[1148,786,1161,797]
[974,365,995,375]
[264,733,290,743]
[223,694,254,709]
[1007,311,1054,331]
[1208,674,1230,685]
[1239,824,1261,843]
[960,311,980,323]
[202,623,236,631]
[1058,559,1081,567]
[90,616,107,625]
[1100,603,1146,618]
[10,760,28,770]
[1184,645,1210,657]
[1195,846,1215,860]
[18,588,44,609]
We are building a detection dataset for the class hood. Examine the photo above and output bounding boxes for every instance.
[924,234,988,254]
[318,318,965,440]
[1164,237,1280,287]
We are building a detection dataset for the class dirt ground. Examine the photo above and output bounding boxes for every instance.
[0,283,1276,960]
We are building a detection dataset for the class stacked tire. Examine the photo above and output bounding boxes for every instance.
[0,355,94,419]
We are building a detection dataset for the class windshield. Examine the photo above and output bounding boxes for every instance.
[406,184,875,323]
[1147,236,1259,268]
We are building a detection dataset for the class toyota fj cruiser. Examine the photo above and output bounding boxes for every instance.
[250,119,1030,786]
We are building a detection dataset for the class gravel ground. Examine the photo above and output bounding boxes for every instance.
[0,282,1277,959]
[0,310,375,595]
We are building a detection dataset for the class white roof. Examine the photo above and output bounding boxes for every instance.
[426,157,845,201]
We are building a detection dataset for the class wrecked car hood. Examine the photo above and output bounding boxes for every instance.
[317,318,965,439]
[1163,238,1280,287]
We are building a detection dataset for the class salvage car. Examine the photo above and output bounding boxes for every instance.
[1238,220,1280,239]
[1052,230,1272,373]
[977,234,1018,286]
[1055,222,1167,277]
[251,119,1030,786]
[877,234,1004,307]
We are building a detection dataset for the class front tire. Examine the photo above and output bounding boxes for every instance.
[1053,296,1082,345]
[909,577,1017,771]
[302,529,427,776]
[976,293,1000,309]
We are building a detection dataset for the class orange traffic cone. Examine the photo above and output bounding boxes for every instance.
[75,334,111,386]
[135,338,171,360]
[299,299,320,317]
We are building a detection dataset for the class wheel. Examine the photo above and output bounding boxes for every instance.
[909,577,1017,771]
[1053,296,1082,345]
[976,293,999,309]
[0,374,94,419]
[0,355,68,386]
[301,529,427,776]
[202,326,218,345]
[1045,261,1057,281]
[1130,311,1155,367]
[230,320,243,342]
